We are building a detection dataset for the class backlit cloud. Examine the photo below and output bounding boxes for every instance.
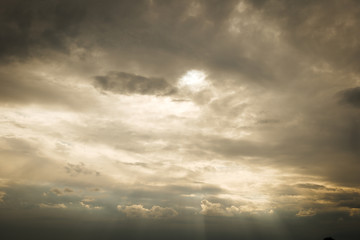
[1,0,360,239]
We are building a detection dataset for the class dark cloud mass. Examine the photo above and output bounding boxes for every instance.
[94,71,176,96]
[341,87,360,108]
[0,0,86,61]
[1,0,360,239]
[246,0,360,72]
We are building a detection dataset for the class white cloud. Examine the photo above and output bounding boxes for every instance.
[200,200,232,216]
[80,201,103,210]
[296,209,316,217]
[117,204,178,219]
[200,200,272,217]
[39,203,67,209]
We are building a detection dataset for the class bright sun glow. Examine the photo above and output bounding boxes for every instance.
[178,70,208,91]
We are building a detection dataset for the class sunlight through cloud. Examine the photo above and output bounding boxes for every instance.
[178,70,209,92]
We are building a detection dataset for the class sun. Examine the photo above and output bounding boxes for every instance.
[178,70,208,92]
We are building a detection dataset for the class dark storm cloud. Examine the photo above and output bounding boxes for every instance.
[94,72,176,96]
[0,0,86,61]
[82,0,271,82]
[0,0,272,82]
[340,87,360,108]
[246,0,360,73]
[0,0,233,57]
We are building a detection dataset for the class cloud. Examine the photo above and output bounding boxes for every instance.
[1,0,360,238]
[200,200,232,216]
[295,183,328,190]
[65,162,100,177]
[0,191,5,202]
[64,188,74,193]
[340,87,360,108]
[199,200,267,217]
[296,209,316,217]
[94,71,176,96]
[50,188,63,196]
[50,187,74,196]
[39,203,67,209]
[80,200,103,210]
[349,208,360,216]
[246,0,360,74]
[0,0,85,61]
[117,204,178,219]
[0,68,95,109]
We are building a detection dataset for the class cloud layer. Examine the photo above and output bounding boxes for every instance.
[1,0,360,239]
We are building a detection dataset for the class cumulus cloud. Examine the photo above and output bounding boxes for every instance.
[200,200,232,216]
[117,204,178,219]
[39,203,67,209]
[80,200,103,210]
[50,187,74,196]
[64,188,74,193]
[199,200,268,217]
[296,209,316,217]
[50,188,63,196]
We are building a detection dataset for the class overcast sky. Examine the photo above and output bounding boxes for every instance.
[1,0,360,239]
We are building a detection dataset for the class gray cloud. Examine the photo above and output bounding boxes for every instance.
[50,188,63,196]
[65,162,100,177]
[295,183,328,191]
[50,187,74,196]
[39,203,67,209]
[0,0,86,61]
[1,0,360,239]
[341,87,360,108]
[64,188,74,193]
[94,71,176,96]
[246,0,360,74]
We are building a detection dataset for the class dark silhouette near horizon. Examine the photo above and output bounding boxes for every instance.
[324,237,334,240]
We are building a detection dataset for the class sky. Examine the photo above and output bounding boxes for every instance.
[0,0,360,239]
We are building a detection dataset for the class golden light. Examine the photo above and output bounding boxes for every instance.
[178,70,208,92]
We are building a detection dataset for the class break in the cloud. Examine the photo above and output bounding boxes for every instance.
[1,0,360,239]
